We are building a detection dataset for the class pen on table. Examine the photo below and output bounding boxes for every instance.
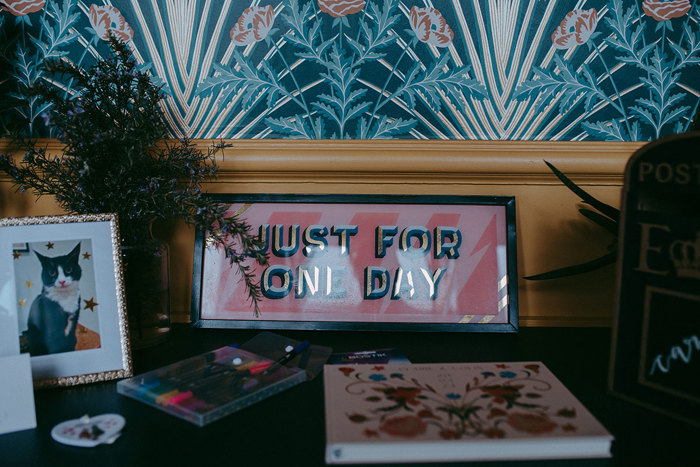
[232,361,271,378]
[262,341,309,375]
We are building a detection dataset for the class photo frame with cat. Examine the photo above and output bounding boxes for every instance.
[0,213,132,387]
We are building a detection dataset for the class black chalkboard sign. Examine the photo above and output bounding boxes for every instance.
[609,133,700,427]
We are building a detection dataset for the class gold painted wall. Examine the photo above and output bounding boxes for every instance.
[0,139,643,326]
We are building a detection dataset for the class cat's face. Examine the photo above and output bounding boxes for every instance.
[34,243,82,289]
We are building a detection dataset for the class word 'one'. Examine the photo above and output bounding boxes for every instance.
[261,265,446,300]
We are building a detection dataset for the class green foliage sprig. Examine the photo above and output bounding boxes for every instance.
[0,36,268,314]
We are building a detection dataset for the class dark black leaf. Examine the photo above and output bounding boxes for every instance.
[578,207,618,234]
[523,251,616,280]
[544,160,620,222]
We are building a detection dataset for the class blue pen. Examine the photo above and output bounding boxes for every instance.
[262,341,310,375]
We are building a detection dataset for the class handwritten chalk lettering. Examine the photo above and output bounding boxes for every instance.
[364,266,447,300]
[648,335,700,376]
[638,162,700,185]
[376,225,462,259]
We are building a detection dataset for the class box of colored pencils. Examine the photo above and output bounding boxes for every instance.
[116,345,307,426]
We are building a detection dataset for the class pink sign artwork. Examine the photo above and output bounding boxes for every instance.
[196,197,516,329]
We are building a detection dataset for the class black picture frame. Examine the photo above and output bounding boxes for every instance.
[191,194,518,333]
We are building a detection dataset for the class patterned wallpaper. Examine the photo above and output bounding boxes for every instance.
[1,0,699,141]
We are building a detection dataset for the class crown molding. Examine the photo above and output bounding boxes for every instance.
[1,138,643,185]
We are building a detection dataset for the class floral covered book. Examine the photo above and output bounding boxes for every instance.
[323,362,612,464]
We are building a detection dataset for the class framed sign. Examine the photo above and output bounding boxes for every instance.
[0,214,132,387]
[609,133,700,427]
[192,194,517,332]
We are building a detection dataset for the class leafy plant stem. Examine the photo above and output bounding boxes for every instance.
[19,20,35,136]
[633,1,656,130]
[270,40,318,138]
[372,47,408,118]
[368,44,409,128]
[308,0,326,46]
[687,99,700,132]
[592,41,632,136]
[31,5,48,64]
[347,7,372,64]
[662,21,667,57]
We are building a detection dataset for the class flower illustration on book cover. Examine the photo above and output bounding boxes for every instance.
[551,9,598,50]
[89,5,134,42]
[339,363,580,440]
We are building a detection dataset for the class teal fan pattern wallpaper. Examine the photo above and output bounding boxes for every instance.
[1,0,699,140]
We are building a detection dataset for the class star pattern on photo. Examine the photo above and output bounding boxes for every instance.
[26,280,33,288]
[83,297,99,312]
[13,250,20,259]
[18,299,26,307]
[46,241,54,249]
[83,252,92,260]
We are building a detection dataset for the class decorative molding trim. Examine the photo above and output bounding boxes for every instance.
[1,139,643,185]
[210,140,642,185]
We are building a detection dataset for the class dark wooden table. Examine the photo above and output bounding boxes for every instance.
[1,326,698,466]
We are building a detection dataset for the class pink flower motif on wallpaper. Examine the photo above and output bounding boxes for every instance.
[551,9,598,50]
[230,5,275,46]
[1,0,44,16]
[409,7,454,48]
[642,0,691,21]
[317,0,365,18]
[89,5,134,42]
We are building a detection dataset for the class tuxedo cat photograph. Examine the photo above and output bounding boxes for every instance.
[14,240,101,356]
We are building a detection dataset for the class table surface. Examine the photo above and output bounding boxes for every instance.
[1,326,698,467]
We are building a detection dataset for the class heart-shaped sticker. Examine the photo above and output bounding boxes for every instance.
[51,414,125,448]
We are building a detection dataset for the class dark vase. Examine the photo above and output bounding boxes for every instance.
[121,221,170,348]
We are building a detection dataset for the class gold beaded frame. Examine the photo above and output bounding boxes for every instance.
[0,213,132,388]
